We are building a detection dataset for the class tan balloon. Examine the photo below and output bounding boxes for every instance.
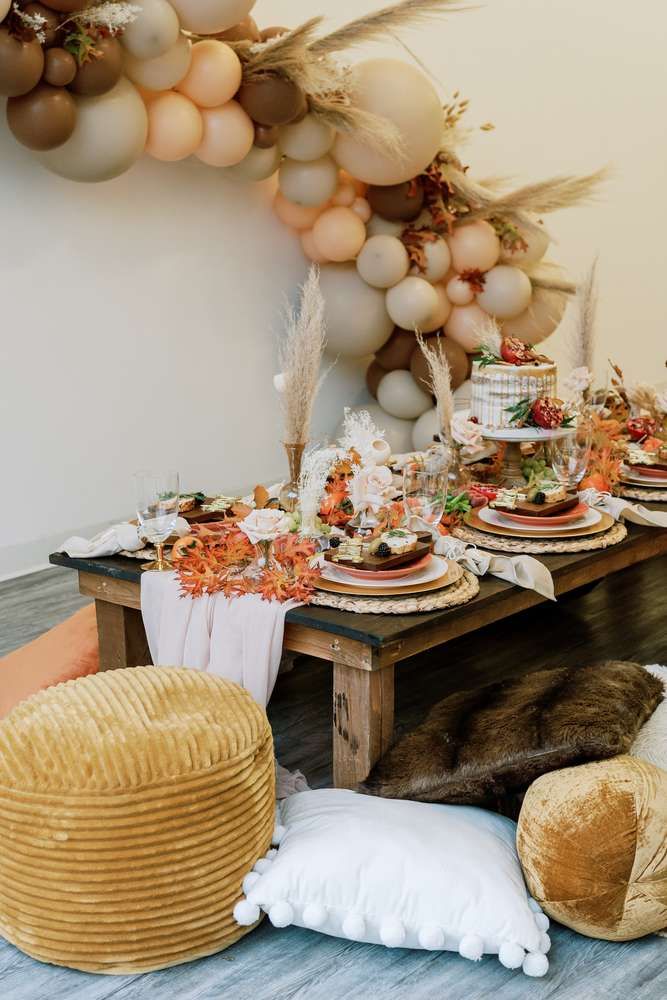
[170,0,256,34]
[146,92,202,161]
[279,114,334,162]
[446,274,475,306]
[332,59,443,185]
[476,264,532,320]
[421,283,452,333]
[377,369,432,420]
[500,221,550,268]
[38,78,148,182]
[320,263,393,359]
[502,287,567,345]
[352,197,371,222]
[176,40,241,108]
[366,214,403,238]
[356,235,409,289]
[444,302,490,352]
[332,183,356,207]
[231,141,280,181]
[196,100,253,167]
[312,206,366,262]
[0,0,11,18]
[121,0,181,60]
[447,220,500,273]
[124,33,192,91]
[386,276,439,330]
[375,328,417,371]
[278,155,338,207]
[300,229,329,264]
[273,190,325,230]
[411,237,451,284]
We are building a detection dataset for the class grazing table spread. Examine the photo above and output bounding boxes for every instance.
[50,514,667,788]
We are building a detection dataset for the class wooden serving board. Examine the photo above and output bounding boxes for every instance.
[492,492,579,518]
[325,535,432,572]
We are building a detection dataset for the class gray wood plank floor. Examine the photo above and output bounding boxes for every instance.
[0,562,666,1000]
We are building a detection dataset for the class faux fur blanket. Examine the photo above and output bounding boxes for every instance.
[362,661,663,806]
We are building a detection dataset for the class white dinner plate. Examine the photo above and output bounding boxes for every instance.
[478,505,601,534]
[620,465,667,487]
[320,554,450,590]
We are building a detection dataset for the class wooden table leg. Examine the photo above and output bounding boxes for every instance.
[95,599,152,671]
[332,660,395,789]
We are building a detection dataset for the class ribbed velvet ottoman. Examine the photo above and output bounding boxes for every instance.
[0,666,275,973]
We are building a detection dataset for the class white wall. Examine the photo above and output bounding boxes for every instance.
[1,0,665,578]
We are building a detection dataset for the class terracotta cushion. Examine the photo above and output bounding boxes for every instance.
[0,604,99,718]
[517,756,667,940]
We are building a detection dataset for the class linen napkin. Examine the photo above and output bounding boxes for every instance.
[434,534,556,601]
[59,518,191,558]
[579,489,667,528]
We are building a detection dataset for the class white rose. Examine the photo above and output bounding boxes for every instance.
[350,464,396,512]
[451,412,483,449]
[238,508,291,544]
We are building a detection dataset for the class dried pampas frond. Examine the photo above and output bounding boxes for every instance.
[474,314,503,355]
[310,0,471,56]
[243,18,324,84]
[415,332,454,440]
[627,383,659,419]
[309,93,404,156]
[299,446,340,519]
[531,276,577,295]
[570,258,598,370]
[460,167,610,224]
[278,266,328,445]
[339,408,386,463]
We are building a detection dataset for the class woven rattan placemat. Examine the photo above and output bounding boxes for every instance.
[311,569,479,614]
[617,485,667,502]
[452,521,627,554]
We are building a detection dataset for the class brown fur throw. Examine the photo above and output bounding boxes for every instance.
[361,661,663,806]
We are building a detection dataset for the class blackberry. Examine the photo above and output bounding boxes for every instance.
[329,536,341,548]
[533,491,546,505]
[376,542,392,558]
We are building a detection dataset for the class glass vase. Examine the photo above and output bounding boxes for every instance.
[279,442,305,513]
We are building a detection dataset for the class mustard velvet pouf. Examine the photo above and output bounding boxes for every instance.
[0,666,275,974]
[517,756,667,941]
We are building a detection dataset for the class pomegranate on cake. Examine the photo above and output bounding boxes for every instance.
[471,337,558,430]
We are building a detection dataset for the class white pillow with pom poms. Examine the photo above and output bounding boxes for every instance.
[234,789,551,978]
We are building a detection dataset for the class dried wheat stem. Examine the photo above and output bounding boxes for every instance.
[309,0,472,56]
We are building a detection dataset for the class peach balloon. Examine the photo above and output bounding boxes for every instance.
[196,100,253,166]
[313,206,366,262]
[476,264,532,320]
[332,182,356,207]
[176,40,241,108]
[352,197,371,222]
[444,302,490,352]
[421,283,452,333]
[339,170,367,197]
[170,0,257,34]
[273,190,326,230]
[145,92,202,161]
[446,274,475,306]
[447,220,500,273]
[301,229,329,264]
[502,287,567,345]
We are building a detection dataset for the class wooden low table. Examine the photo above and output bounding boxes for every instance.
[50,520,667,788]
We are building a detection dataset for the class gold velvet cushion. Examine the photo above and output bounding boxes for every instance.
[517,756,667,940]
[0,666,275,974]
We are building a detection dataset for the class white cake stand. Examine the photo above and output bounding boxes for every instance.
[480,426,575,486]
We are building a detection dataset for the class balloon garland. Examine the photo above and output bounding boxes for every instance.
[1,0,604,451]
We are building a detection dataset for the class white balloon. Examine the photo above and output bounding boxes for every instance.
[357,235,409,289]
[446,274,475,306]
[386,276,439,330]
[279,114,334,162]
[339,403,415,455]
[378,369,432,420]
[421,283,452,333]
[170,0,256,34]
[412,407,440,451]
[411,237,451,283]
[38,79,148,183]
[476,265,532,319]
[366,214,403,238]
[121,0,180,60]
[230,142,281,181]
[278,156,338,207]
[499,222,550,269]
[320,263,393,358]
[124,33,192,90]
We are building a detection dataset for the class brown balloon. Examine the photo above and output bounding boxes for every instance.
[0,28,44,97]
[367,180,425,222]
[43,47,76,87]
[69,36,123,96]
[375,328,418,371]
[217,16,261,42]
[7,82,76,150]
[238,73,305,126]
[23,4,62,47]
[253,123,279,148]
[260,26,289,42]
[410,337,471,393]
[37,0,88,11]
[366,360,386,399]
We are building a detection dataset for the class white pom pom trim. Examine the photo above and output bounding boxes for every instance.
[302,903,327,929]
[253,857,273,875]
[534,912,550,932]
[266,848,278,860]
[233,898,260,926]
[242,871,260,895]
[539,932,551,955]
[342,913,366,941]
[498,941,526,970]
[523,952,549,978]
[380,918,406,948]
[418,924,445,950]
[272,824,287,846]
[268,901,294,928]
[459,934,484,962]
[528,897,542,913]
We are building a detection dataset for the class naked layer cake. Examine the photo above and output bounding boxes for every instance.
[470,338,557,430]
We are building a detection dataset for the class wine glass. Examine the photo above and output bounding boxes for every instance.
[546,427,592,490]
[402,466,448,531]
[134,471,180,571]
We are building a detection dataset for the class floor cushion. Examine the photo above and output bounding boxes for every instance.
[630,664,667,771]
[361,661,663,806]
[234,788,553,978]
[0,603,99,718]
[0,666,275,973]
[517,755,667,940]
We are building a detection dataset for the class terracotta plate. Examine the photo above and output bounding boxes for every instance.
[499,501,589,527]
[316,558,462,597]
[628,465,667,482]
[465,508,615,540]
[335,553,432,581]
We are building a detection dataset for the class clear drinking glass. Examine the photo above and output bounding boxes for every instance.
[134,470,180,571]
[402,466,448,530]
[546,428,592,490]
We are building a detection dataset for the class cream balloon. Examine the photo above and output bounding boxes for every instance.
[447,220,500,273]
[146,92,202,161]
[337,403,414,455]
[279,113,334,162]
[273,190,325,230]
[412,407,440,451]
[502,287,567,345]
[231,142,280,181]
[0,0,9,19]
[499,222,550,268]
[366,214,403,238]
[38,78,147,183]
[377,369,432,421]
[312,206,366,262]
[301,229,329,264]
[170,0,256,34]
[124,33,192,90]
[476,264,532,319]
[356,235,409,289]
[278,156,338,207]
[196,100,253,167]
[352,197,371,223]
[421,283,452,333]
[121,0,180,60]
[320,263,393,358]
[176,40,241,108]
[386,276,439,330]
[411,237,451,284]
[332,59,443,185]
[332,183,356,207]
[444,302,490,352]
[446,274,475,306]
